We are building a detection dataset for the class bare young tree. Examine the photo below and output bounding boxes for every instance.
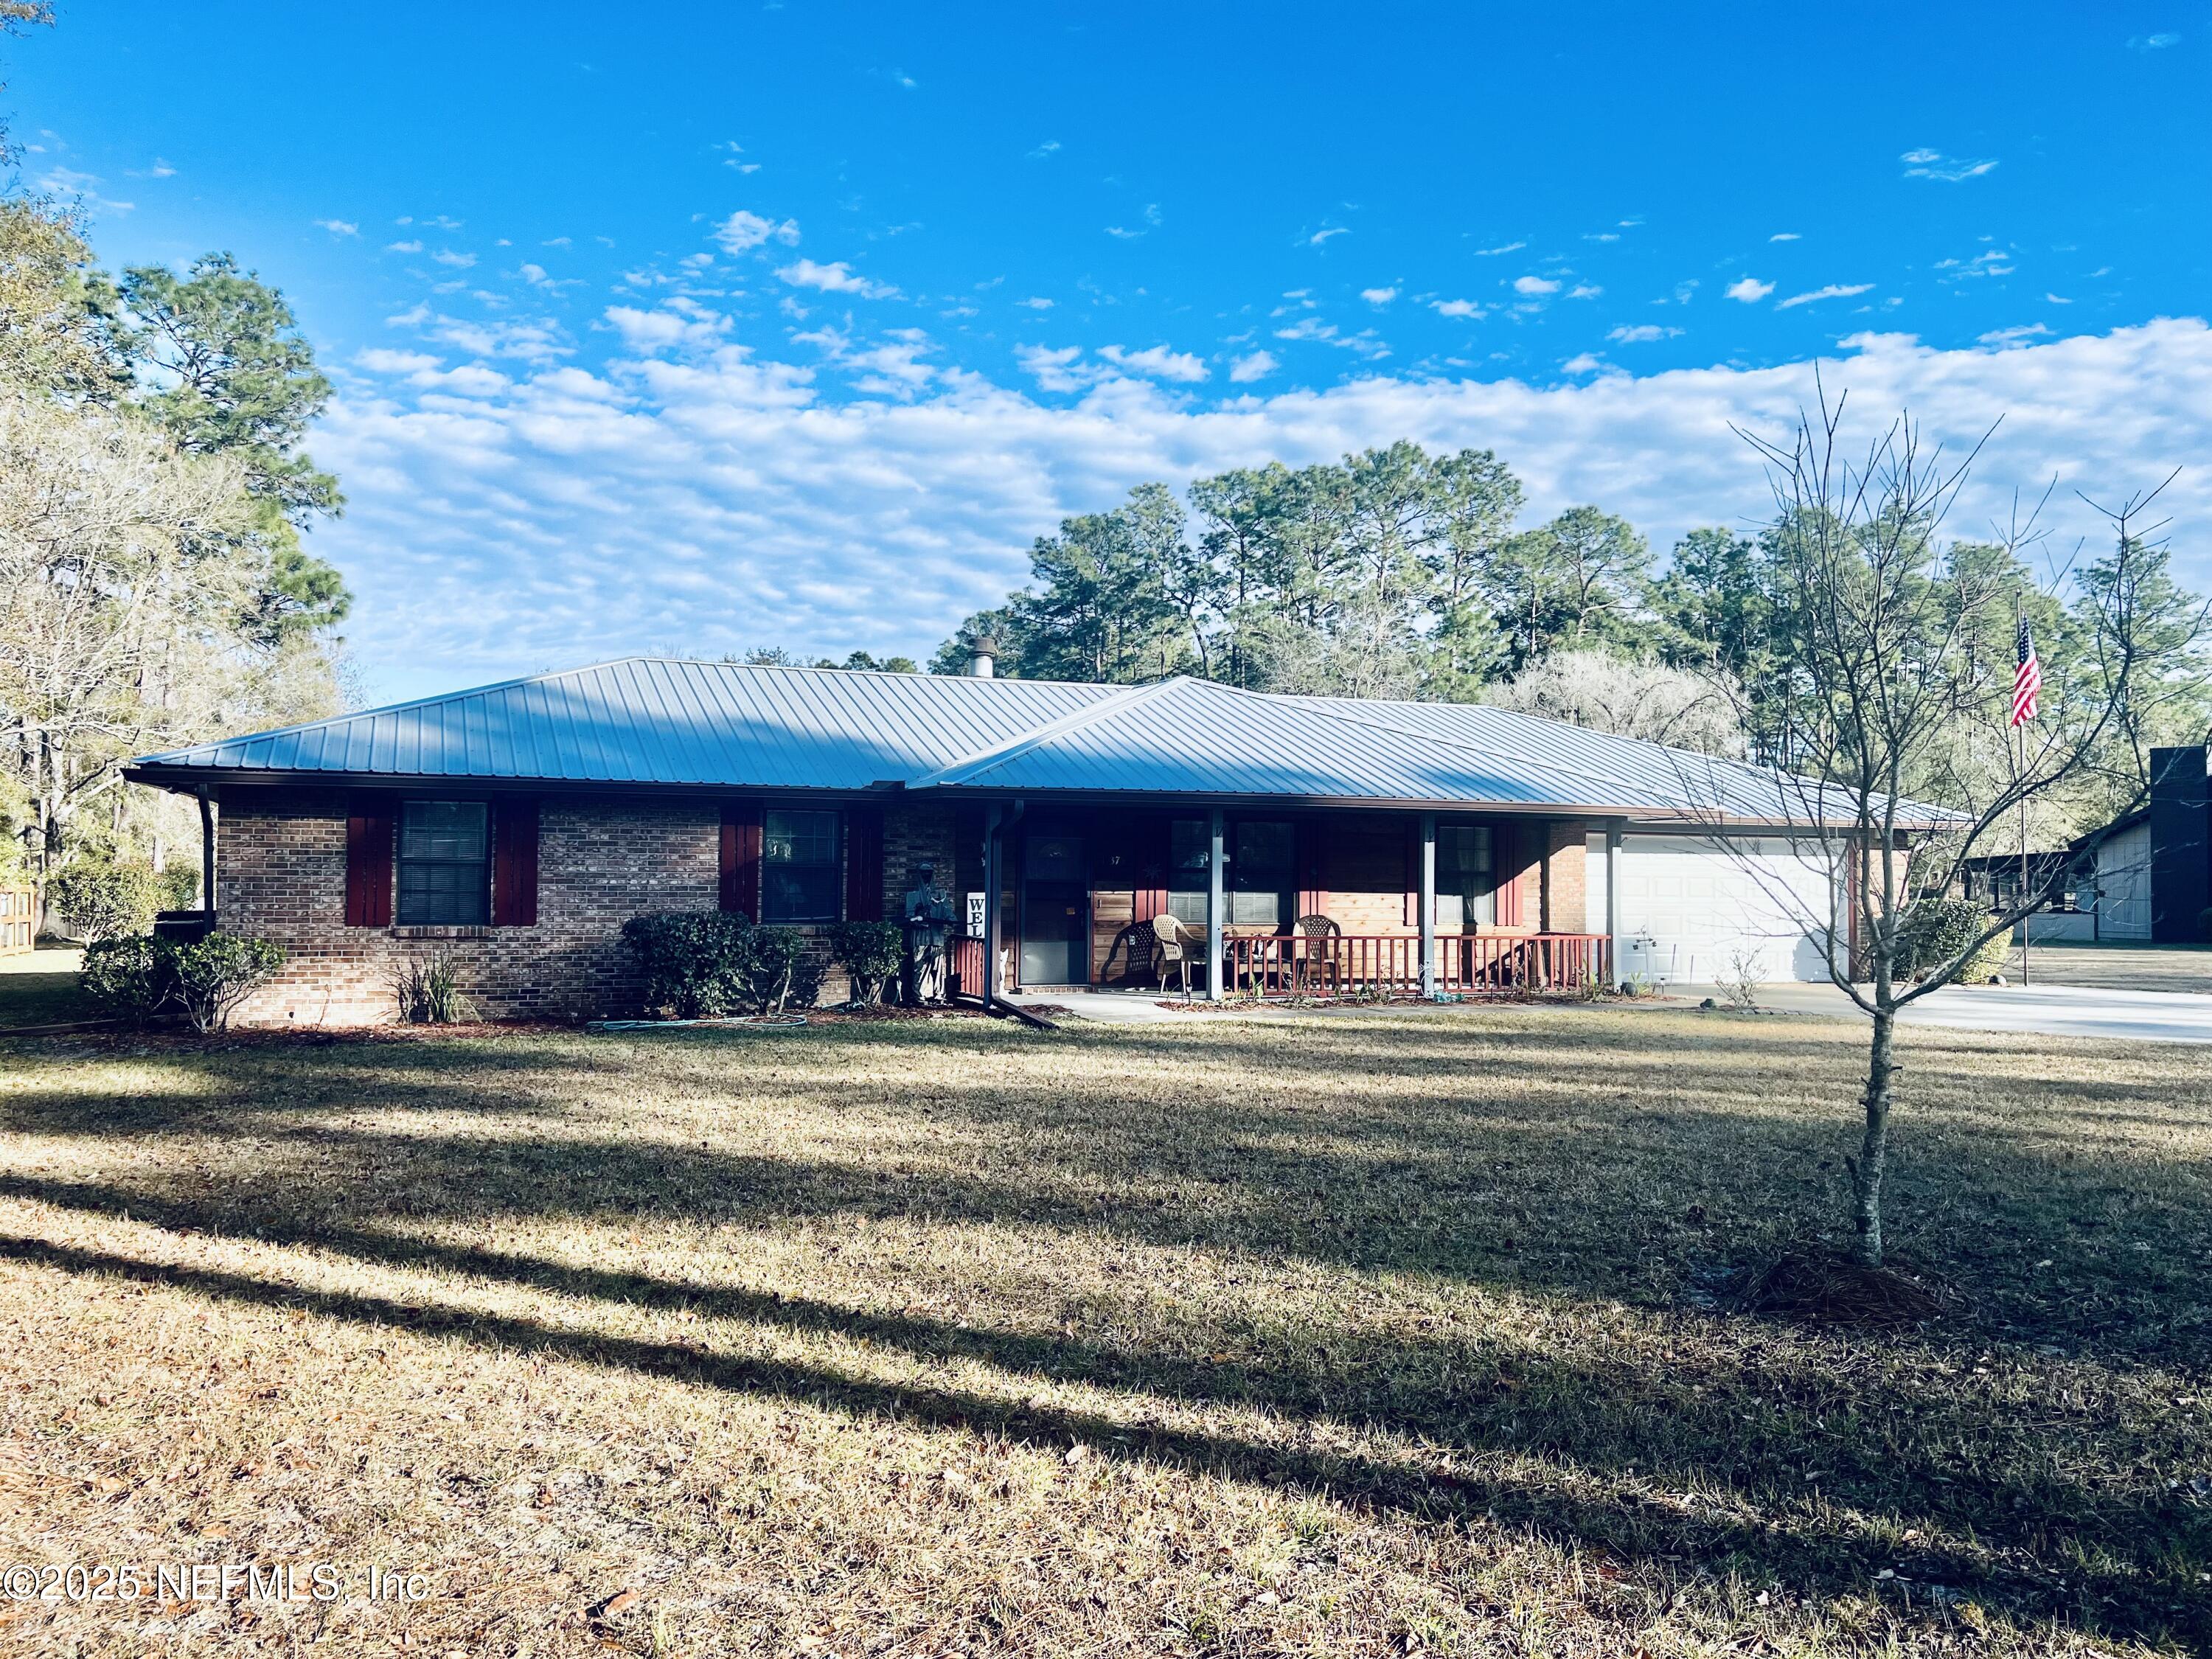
[1674,386,2199,1268]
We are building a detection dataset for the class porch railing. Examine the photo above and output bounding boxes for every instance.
[1220,932,1610,999]
[947,934,986,998]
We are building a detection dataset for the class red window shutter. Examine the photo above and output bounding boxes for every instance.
[1494,823,1524,927]
[720,802,762,919]
[344,798,394,928]
[491,798,540,926]
[844,807,884,921]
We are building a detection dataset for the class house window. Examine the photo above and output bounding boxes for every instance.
[1436,823,1495,931]
[762,808,840,922]
[1231,820,1295,930]
[397,801,489,925]
[1166,817,1210,925]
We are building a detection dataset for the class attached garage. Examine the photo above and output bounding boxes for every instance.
[1588,832,1845,985]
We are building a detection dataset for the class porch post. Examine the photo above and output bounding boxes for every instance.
[1206,806,1225,1002]
[982,804,1003,1007]
[198,787,217,917]
[1418,811,1436,998]
[1605,819,1624,990]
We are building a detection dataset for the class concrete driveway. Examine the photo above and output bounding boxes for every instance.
[1685,979,2212,1046]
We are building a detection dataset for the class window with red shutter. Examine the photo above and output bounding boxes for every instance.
[344,798,394,928]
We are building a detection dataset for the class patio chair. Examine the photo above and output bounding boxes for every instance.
[1290,913,1343,996]
[1149,912,1195,995]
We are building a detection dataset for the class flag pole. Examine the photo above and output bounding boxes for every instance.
[2018,724,2031,986]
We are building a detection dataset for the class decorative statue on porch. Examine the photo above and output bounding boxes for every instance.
[900,860,955,1004]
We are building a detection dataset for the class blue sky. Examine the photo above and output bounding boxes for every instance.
[13,3,2211,698]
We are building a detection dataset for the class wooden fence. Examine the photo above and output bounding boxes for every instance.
[0,886,37,956]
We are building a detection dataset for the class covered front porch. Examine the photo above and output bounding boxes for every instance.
[953,803,1615,1003]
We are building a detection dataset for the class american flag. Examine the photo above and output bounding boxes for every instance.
[2010,616,2042,728]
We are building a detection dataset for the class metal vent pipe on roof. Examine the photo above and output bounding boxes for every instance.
[967,636,998,678]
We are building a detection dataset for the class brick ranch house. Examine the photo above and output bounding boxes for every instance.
[127,655,1910,1025]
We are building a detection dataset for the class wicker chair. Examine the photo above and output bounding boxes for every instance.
[1290,913,1343,996]
[1149,912,1196,995]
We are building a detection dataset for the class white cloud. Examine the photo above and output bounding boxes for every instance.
[1774,282,1874,309]
[1015,344,1089,392]
[1028,139,1061,159]
[1901,147,1998,181]
[1018,296,1054,310]
[126,157,176,179]
[2129,31,2181,48]
[1566,285,1602,300]
[431,248,478,268]
[1360,287,1399,306]
[1560,352,1606,375]
[1725,276,1775,303]
[605,305,730,352]
[307,321,2212,706]
[1099,344,1208,383]
[315,218,360,237]
[1307,226,1349,246]
[1228,350,1279,383]
[714,209,801,254]
[1513,275,1561,296]
[1607,324,1683,344]
[1472,241,1525,256]
[1978,322,2053,348]
[1271,317,1389,358]
[2046,292,2073,305]
[775,258,899,299]
[1770,232,1801,242]
[386,239,425,254]
[355,348,442,375]
[1432,299,1483,319]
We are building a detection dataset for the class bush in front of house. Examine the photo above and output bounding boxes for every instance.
[47,859,162,943]
[740,926,827,1017]
[621,911,754,1018]
[167,933,285,1033]
[826,920,902,1006]
[80,930,285,1032]
[81,934,170,1027]
[621,911,828,1019]
[1899,897,2011,983]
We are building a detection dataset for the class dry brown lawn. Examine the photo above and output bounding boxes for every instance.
[0,1007,2207,1657]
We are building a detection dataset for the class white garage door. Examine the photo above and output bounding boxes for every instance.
[1587,833,1843,985]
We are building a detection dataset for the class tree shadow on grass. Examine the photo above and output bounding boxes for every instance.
[4,1015,2209,1644]
[2,1227,2201,1652]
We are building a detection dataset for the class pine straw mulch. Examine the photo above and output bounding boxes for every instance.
[1731,1246,1961,1329]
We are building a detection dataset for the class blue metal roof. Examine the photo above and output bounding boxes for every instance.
[129,656,1944,825]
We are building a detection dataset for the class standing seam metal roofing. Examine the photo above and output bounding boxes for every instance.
[129,655,1948,824]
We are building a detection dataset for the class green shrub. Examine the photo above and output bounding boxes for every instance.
[167,933,285,1033]
[1899,897,2011,983]
[620,912,827,1019]
[621,911,753,1018]
[393,953,475,1023]
[740,926,826,1016]
[81,935,170,1027]
[79,930,284,1032]
[826,920,902,1006]
[46,860,161,943]
[156,863,203,911]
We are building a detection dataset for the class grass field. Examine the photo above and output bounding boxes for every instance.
[1,1008,2206,1656]
[0,944,91,1029]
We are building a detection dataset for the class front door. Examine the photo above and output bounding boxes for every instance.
[1020,834,1088,985]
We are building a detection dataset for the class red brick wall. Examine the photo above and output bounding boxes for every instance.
[218,790,723,1026]
[1541,819,1590,933]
